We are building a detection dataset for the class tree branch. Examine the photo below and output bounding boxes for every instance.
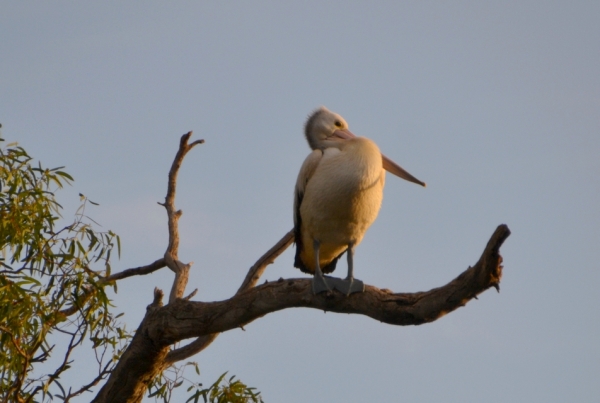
[148,224,510,345]
[159,132,204,304]
[100,259,166,283]
[238,229,295,293]
[163,335,218,365]
[57,286,97,319]
[91,127,510,403]
[93,224,509,403]
[90,309,170,403]
[64,360,114,402]
[164,229,295,364]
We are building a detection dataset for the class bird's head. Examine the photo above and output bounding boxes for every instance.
[304,106,354,150]
[302,106,426,188]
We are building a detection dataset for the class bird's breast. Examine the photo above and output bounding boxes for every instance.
[316,137,384,195]
[301,137,385,243]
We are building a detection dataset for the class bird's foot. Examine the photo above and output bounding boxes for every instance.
[333,277,365,295]
[312,274,332,294]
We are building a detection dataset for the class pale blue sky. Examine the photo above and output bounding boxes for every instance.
[1,2,599,402]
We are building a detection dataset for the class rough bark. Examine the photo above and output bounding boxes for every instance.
[164,229,295,365]
[161,132,203,304]
[92,223,509,403]
[151,224,508,343]
[91,291,170,403]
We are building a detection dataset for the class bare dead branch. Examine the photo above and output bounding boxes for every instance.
[93,225,510,402]
[166,260,193,304]
[150,225,510,344]
[151,288,164,309]
[164,132,204,259]
[100,259,166,283]
[238,229,295,293]
[165,229,295,363]
[164,334,218,365]
[161,132,204,304]
[184,289,198,300]
[91,127,510,403]
[114,132,212,364]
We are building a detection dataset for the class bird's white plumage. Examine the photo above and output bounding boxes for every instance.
[293,107,425,282]
[294,136,385,273]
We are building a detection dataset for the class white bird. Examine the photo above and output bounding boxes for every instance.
[293,107,425,294]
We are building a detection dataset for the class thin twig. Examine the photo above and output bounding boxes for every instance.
[28,320,87,402]
[58,287,95,318]
[64,360,114,402]
[100,258,166,283]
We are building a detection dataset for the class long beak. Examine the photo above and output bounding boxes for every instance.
[331,129,356,140]
[333,129,426,187]
[382,154,426,187]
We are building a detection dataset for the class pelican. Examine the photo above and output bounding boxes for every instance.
[294,107,426,295]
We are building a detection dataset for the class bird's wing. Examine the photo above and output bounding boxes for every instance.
[293,149,323,231]
[293,150,323,271]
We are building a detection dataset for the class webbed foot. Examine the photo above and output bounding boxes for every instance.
[333,277,365,295]
[312,273,332,294]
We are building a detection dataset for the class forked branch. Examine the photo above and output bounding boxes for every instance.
[146,224,510,345]
[159,132,204,303]
[165,229,295,363]
[91,132,510,403]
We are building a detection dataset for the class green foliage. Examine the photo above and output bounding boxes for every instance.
[0,138,263,402]
[0,138,128,402]
[193,372,263,403]
[148,363,263,403]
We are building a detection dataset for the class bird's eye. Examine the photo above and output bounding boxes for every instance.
[334,121,342,128]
